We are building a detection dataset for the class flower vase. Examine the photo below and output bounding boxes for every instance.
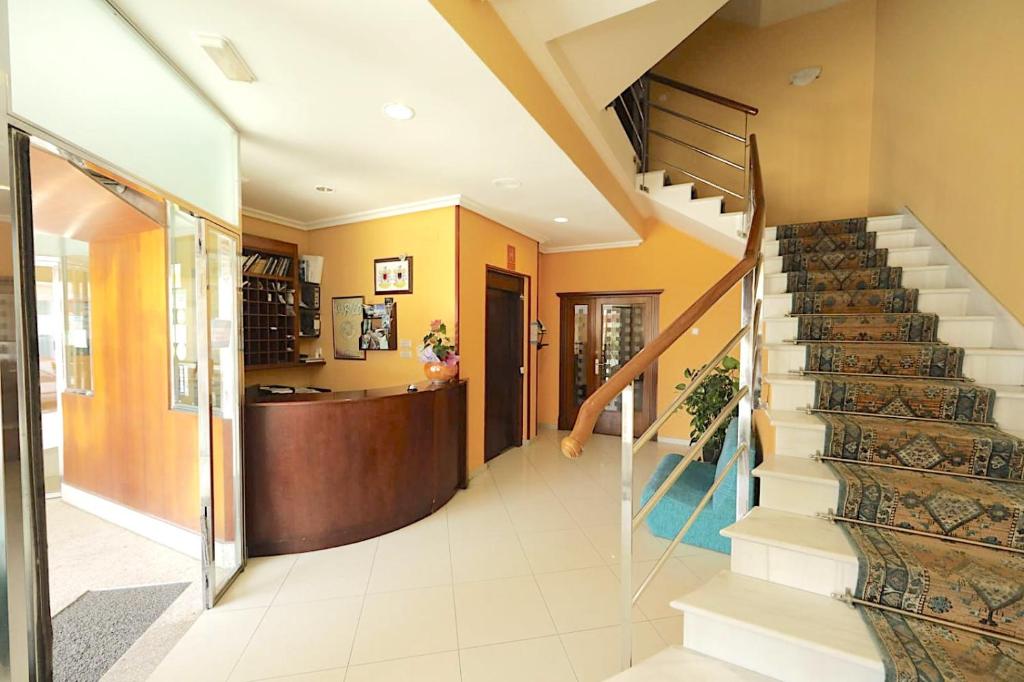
[423,361,458,384]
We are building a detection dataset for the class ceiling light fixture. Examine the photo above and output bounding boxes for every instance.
[314,185,335,193]
[382,103,416,121]
[196,34,256,83]
[492,177,521,190]
[553,217,569,223]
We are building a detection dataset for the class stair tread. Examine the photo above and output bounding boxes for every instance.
[671,571,884,668]
[753,456,839,484]
[606,645,774,681]
[768,264,947,277]
[723,508,855,561]
[765,342,1024,356]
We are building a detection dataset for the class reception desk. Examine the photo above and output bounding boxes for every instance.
[244,381,467,556]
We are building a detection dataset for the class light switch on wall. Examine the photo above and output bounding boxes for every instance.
[400,339,412,348]
[400,350,412,359]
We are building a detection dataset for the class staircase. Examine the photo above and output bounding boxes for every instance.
[656,215,1024,680]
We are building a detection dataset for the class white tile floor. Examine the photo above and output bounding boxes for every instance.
[150,429,732,682]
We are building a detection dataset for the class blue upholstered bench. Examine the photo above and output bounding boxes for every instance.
[639,420,754,554]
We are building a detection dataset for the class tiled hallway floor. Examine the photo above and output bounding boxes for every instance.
[150,429,731,682]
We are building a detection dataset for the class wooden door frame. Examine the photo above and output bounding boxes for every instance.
[556,290,662,434]
[484,266,529,457]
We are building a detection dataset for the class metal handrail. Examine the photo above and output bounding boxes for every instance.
[632,323,749,454]
[649,102,745,142]
[631,386,748,531]
[632,443,747,604]
[651,157,744,199]
[649,129,744,171]
[647,72,758,115]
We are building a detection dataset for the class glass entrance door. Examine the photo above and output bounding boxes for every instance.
[169,205,245,606]
[558,293,659,436]
[196,217,245,605]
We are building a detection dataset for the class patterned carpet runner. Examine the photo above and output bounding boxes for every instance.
[776,218,1024,680]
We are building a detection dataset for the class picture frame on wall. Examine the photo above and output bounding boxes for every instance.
[332,295,366,360]
[359,300,398,351]
[374,256,413,295]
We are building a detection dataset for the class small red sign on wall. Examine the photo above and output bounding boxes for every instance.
[507,244,516,270]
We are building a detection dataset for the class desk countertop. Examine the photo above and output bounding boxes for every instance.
[248,379,466,406]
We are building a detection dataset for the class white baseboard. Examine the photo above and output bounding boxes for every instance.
[62,484,201,558]
[655,435,691,447]
[56,484,249,564]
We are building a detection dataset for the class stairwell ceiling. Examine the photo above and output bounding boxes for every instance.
[715,0,851,28]
[111,0,637,250]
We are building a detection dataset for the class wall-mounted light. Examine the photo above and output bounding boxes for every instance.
[789,66,822,87]
[553,217,569,223]
[196,34,256,83]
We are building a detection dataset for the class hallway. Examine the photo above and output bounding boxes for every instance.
[150,429,743,681]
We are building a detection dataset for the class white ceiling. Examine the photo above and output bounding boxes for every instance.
[715,0,850,27]
[111,0,638,250]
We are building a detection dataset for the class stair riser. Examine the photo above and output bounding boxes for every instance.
[763,289,969,318]
[763,316,995,347]
[765,266,947,295]
[766,378,1024,430]
[682,612,883,682]
[763,246,931,275]
[755,470,839,517]
[763,346,1022,385]
[764,216,907,241]
[731,538,858,597]
[763,229,917,257]
[772,422,827,458]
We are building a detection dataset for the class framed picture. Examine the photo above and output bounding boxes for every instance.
[374,256,413,295]
[359,301,398,351]
[332,295,365,360]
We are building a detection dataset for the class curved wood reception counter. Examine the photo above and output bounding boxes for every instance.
[244,381,467,556]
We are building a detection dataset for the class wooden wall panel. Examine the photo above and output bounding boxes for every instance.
[62,226,202,531]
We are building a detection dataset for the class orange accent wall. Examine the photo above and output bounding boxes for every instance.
[538,221,740,442]
[457,208,539,472]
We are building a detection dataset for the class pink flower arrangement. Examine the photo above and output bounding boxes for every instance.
[420,320,459,366]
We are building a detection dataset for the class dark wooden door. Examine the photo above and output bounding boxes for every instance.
[485,270,524,461]
[557,292,659,437]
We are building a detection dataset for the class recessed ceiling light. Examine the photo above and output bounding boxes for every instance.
[315,185,334,193]
[492,177,521,190]
[195,34,256,83]
[382,103,415,121]
[553,217,569,223]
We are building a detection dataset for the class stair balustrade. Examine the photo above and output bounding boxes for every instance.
[612,73,758,228]
[561,135,765,671]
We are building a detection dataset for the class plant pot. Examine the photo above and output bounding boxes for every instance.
[423,361,458,384]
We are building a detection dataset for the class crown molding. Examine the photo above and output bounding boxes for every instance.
[240,207,307,230]
[456,196,547,245]
[302,194,463,230]
[241,194,549,246]
[540,239,642,254]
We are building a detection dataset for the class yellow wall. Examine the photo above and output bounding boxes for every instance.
[654,0,877,223]
[305,207,458,390]
[868,0,1024,323]
[457,208,539,472]
[538,221,739,441]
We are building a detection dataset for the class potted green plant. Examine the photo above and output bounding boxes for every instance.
[675,356,739,464]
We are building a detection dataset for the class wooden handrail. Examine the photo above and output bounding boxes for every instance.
[561,135,765,459]
[646,73,759,116]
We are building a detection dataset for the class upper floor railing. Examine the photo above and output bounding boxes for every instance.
[561,133,766,671]
[611,72,758,214]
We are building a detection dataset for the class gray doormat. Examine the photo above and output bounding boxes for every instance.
[53,582,190,682]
